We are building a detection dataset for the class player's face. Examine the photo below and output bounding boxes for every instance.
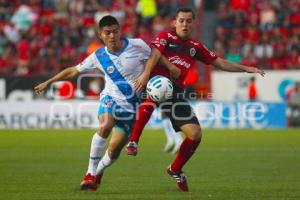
[99,24,121,50]
[174,12,194,40]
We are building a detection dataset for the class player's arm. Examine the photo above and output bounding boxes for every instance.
[212,57,265,76]
[134,48,162,92]
[34,66,79,94]
[158,56,181,79]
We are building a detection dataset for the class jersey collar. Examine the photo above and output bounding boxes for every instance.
[105,37,129,56]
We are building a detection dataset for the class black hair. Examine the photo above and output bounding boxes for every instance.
[175,7,195,19]
[98,15,119,29]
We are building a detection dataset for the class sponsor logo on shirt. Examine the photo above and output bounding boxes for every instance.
[132,45,142,49]
[168,43,177,48]
[169,56,190,68]
[126,55,139,59]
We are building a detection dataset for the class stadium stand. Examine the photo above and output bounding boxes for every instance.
[0,0,200,76]
[214,0,300,70]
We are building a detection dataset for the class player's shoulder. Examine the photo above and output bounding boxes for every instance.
[127,38,149,49]
[91,46,105,57]
[128,38,146,45]
[157,29,178,40]
[188,39,204,48]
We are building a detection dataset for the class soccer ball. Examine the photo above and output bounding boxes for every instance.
[146,75,173,103]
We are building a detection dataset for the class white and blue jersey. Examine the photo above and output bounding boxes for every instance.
[76,38,150,135]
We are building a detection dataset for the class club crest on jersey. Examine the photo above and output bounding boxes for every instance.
[103,99,113,108]
[107,66,115,74]
[168,43,177,48]
[190,48,196,57]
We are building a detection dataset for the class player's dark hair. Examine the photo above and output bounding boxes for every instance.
[176,7,195,19]
[98,15,119,29]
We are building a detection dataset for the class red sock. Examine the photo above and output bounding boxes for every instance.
[129,97,158,143]
[171,138,200,172]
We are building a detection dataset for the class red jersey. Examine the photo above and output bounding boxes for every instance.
[150,30,217,88]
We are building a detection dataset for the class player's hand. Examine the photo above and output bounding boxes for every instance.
[245,67,265,77]
[34,82,49,94]
[134,72,149,92]
[169,65,181,79]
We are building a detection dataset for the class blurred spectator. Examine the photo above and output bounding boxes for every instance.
[94,5,110,25]
[86,35,103,55]
[16,33,30,75]
[241,47,259,67]
[214,0,300,70]
[216,1,233,28]
[248,76,257,101]
[136,0,157,26]
[255,31,273,60]
[259,1,276,30]
[226,39,241,63]
[286,81,300,127]
[230,0,250,11]
[0,0,11,21]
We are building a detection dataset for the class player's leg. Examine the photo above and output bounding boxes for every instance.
[96,127,128,176]
[161,112,175,152]
[87,114,114,175]
[165,98,201,192]
[95,110,135,187]
[80,113,115,191]
[126,97,158,155]
[171,130,183,154]
[161,111,183,154]
[170,123,201,172]
[81,96,116,191]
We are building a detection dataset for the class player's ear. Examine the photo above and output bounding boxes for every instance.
[172,19,176,27]
[97,30,103,40]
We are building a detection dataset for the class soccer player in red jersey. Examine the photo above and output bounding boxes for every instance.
[126,7,265,192]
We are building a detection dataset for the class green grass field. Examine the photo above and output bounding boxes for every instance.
[0,129,299,200]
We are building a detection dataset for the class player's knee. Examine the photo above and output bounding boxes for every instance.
[107,147,120,159]
[97,125,113,138]
[187,128,202,141]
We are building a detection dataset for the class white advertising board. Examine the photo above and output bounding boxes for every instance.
[0,100,286,129]
[212,70,300,102]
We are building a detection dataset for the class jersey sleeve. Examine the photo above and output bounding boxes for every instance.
[196,43,218,65]
[149,31,168,54]
[76,53,99,73]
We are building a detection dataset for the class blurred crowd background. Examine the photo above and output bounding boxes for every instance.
[0,0,299,77]
[0,0,199,76]
[214,0,300,70]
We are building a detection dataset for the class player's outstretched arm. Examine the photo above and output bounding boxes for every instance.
[134,48,162,92]
[34,66,79,94]
[158,56,181,79]
[212,57,265,77]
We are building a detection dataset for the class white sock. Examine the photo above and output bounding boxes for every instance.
[96,150,115,175]
[87,133,106,176]
[162,118,175,143]
[174,131,183,145]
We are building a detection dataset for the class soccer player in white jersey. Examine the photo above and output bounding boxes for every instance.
[34,15,176,191]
